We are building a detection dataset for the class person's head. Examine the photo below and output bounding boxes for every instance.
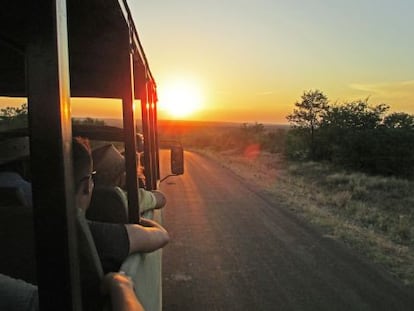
[92,144,125,188]
[73,137,94,211]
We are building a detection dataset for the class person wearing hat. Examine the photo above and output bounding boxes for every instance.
[74,137,169,273]
[91,144,166,215]
[0,139,164,310]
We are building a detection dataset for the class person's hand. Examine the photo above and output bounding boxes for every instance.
[139,217,158,227]
[151,190,166,209]
[101,272,145,311]
[101,272,134,295]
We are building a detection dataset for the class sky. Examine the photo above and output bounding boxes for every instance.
[128,0,414,123]
[1,0,414,124]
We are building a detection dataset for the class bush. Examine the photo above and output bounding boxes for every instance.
[286,92,414,179]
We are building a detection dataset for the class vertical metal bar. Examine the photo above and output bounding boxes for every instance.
[152,86,161,182]
[27,0,81,310]
[140,79,154,190]
[148,84,158,189]
[123,24,140,224]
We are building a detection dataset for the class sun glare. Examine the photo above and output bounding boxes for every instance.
[158,79,203,118]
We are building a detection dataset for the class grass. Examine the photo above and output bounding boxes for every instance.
[288,163,414,245]
[201,148,414,286]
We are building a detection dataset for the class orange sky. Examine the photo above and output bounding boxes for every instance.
[1,1,414,124]
[129,0,414,123]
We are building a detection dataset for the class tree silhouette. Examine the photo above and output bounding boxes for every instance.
[383,112,414,129]
[286,90,329,159]
[0,103,28,129]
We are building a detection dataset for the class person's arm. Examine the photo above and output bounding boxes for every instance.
[151,190,166,209]
[0,274,39,311]
[138,189,166,214]
[101,273,144,311]
[125,217,169,254]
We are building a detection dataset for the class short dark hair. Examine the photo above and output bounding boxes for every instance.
[72,137,92,191]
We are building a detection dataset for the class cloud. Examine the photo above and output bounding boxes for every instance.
[348,80,414,112]
[349,80,414,98]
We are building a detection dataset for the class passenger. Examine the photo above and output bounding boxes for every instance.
[73,137,169,273]
[92,144,166,214]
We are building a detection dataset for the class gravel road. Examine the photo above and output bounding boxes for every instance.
[160,150,414,311]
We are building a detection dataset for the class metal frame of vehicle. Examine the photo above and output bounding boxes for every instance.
[0,0,168,310]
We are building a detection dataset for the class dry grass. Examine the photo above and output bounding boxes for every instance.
[201,148,414,286]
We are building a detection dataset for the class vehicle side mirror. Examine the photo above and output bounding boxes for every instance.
[171,146,184,175]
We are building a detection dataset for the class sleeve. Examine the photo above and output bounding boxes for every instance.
[138,188,156,213]
[87,221,130,273]
[0,274,38,311]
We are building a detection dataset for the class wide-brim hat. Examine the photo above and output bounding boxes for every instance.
[92,144,125,186]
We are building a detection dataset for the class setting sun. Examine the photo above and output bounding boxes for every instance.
[157,79,203,118]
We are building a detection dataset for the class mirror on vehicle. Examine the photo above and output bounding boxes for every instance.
[171,146,184,175]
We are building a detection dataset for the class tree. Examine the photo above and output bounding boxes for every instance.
[315,100,390,170]
[0,103,28,129]
[286,90,329,158]
[321,99,389,129]
[285,91,414,178]
[383,112,414,129]
[72,117,105,126]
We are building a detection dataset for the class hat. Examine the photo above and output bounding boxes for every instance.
[92,144,125,186]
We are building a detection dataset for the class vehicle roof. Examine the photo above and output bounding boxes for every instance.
[0,0,155,99]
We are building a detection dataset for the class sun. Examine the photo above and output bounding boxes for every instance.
[157,79,203,118]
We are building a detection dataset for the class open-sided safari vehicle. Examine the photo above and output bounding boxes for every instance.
[0,1,183,310]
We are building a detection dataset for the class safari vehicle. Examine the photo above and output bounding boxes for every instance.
[0,0,183,310]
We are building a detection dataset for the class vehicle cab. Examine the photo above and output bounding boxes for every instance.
[0,1,182,310]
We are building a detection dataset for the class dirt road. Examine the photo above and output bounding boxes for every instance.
[160,150,414,311]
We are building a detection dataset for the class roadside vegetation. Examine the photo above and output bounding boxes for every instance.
[280,162,414,285]
[0,104,106,132]
[0,103,28,130]
[286,90,414,179]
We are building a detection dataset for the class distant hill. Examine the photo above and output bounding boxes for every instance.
[99,118,123,128]
[158,119,289,129]
[99,118,289,131]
